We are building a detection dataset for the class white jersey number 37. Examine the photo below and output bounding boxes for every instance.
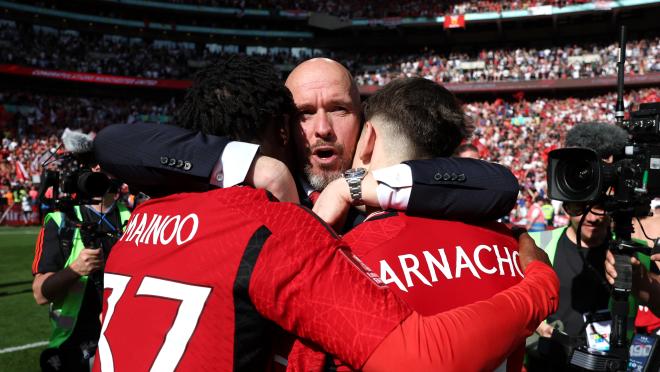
[98,273,211,372]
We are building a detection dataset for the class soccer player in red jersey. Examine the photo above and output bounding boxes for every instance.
[303,78,528,371]
[93,57,559,371]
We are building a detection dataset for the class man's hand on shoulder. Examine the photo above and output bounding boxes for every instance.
[313,177,352,230]
[246,155,299,203]
[313,172,379,230]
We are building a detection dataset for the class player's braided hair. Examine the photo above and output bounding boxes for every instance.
[175,56,296,142]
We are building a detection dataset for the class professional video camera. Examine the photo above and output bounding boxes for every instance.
[38,128,112,209]
[547,102,660,210]
[543,26,660,372]
[37,129,122,302]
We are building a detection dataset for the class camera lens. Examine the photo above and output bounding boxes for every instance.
[78,171,110,197]
[558,159,596,198]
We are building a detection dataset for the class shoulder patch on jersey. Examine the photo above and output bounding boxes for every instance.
[338,247,387,288]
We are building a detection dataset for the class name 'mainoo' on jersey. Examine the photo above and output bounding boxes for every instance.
[120,212,199,247]
[380,244,524,292]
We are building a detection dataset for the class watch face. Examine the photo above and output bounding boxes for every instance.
[345,167,366,179]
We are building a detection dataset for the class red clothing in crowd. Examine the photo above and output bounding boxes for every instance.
[635,305,660,334]
[94,187,558,372]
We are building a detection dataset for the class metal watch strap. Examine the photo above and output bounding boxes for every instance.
[344,168,366,206]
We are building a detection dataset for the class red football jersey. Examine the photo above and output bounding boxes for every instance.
[345,211,523,315]
[344,211,524,372]
[287,211,525,372]
[93,187,410,372]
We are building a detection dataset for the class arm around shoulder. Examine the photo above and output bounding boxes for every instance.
[405,158,519,220]
[363,262,559,371]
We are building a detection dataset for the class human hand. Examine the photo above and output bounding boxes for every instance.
[517,232,551,271]
[70,248,103,276]
[313,177,352,230]
[651,252,660,263]
[247,155,299,203]
[604,250,643,285]
[536,322,554,338]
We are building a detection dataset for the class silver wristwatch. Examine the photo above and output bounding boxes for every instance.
[343,167,367,206]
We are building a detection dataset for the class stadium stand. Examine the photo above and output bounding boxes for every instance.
[0,0,658,226]
[1,86,658,225]
[156,0,593,18]
[1,20,658,84]
[355,38,660,85]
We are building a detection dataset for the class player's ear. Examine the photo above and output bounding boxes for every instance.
[357,121,376,166]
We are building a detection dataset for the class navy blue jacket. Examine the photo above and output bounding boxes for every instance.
[95,123,518,221]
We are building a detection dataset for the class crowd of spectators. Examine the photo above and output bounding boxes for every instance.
[355,38,660,85]
[0,91,176,209]
[2,87,657,225]
[166,0,592,18]
[1,23,204,79]
[464,88,659,224]
[2,21,658,85]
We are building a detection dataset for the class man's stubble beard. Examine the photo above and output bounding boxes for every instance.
[300,140,353,191]
[303,150,353,191]
[304,164,344,191]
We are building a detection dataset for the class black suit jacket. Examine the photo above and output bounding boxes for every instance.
[95,123,519,219]
[404,158,518,221]
[94,123,230,197]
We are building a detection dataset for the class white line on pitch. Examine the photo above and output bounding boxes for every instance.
[0,341,48,354]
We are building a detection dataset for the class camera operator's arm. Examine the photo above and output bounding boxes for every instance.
[32,220,103,304]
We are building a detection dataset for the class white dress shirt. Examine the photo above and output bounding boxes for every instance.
[210,142,412,210]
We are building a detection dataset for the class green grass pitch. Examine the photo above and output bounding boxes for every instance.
[0,226,50,372]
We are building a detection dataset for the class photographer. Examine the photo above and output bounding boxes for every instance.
[31,183,130,372]
[526,122,659,370]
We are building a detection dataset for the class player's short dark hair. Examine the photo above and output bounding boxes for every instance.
[363,77,472,158]
[175,56,296,142]
[565,122,629,159]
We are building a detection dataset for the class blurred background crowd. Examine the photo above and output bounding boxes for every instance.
[166,0,594,18]
[0,0,658,230]
[2,85,657,226]
[2,21,658,83]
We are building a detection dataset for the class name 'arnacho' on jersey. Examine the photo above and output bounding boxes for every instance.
[380,243,524,293]
[344,212,525,317]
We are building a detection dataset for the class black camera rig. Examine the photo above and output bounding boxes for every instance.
[38,149,113,211]
[544,26,660,372]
